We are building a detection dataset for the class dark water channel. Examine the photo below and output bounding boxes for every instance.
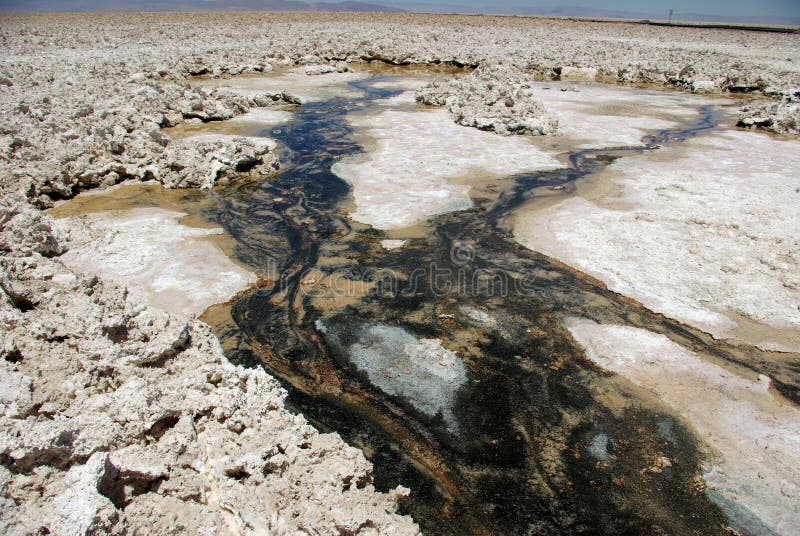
[194,76,793,535]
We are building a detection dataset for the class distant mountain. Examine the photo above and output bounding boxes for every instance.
[310,1,401,11]
[377,2,654,18]
[509,5,655,20]
[0,0,404,13]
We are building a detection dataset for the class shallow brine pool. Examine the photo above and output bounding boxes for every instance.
[51,67,800,536]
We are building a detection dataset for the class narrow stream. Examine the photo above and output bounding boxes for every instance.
[198,77,771,535]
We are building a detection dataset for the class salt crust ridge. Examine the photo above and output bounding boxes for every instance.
[415,64,559,136]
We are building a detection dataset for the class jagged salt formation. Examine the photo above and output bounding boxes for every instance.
[415,65,558,135]
[737,88,800,134]
[0,72,290,206]
[0,196,419,535]
[2,12,799,196]
[163,135,279,189]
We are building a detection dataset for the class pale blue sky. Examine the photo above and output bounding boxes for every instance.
[3,0,799,23]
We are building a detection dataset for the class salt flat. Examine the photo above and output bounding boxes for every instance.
[530,81,726,148]
[514,128,800,351]
[319,321,469,431]
[225,107,294,126]
[332,78,561,230]
[60,207,256,318]
[199,67,371,103]
[2,10,799,536]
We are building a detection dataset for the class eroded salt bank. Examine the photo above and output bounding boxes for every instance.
[332,104,561,230]
[200,68,371,103]
[514,128,800,351]
[227,107,294,126]
[566,318,800,536]
[59,207,256,318]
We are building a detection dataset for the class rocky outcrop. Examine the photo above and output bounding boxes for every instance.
[737,89,800,134]
[162,135,280,189]
[0,75,290,207]
[0,195,419,535]
[416,65,558,135]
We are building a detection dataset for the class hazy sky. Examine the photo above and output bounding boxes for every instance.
[3,0,799,22]
[373,0,800,19]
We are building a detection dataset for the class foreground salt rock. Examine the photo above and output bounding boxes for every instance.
[416,64,559,135]
[738,88,800,134]
[332,101,560,229]
[565,318,800,536]
[0,196,419,535]
[514,128,800,351]
[58,207,256,318]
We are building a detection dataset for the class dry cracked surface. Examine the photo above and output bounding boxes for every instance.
[1,10,800,536]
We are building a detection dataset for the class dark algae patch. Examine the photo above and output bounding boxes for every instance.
[187,75,792,534]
